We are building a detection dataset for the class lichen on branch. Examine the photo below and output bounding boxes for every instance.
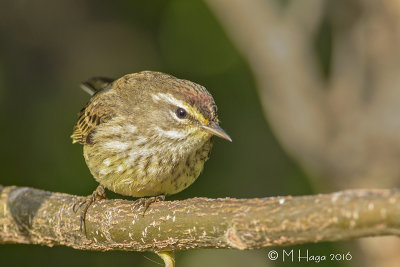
[0,185,399,251]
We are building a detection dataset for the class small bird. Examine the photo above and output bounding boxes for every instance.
[71,71,231,222]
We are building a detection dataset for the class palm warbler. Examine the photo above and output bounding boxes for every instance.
[72,71,231,208]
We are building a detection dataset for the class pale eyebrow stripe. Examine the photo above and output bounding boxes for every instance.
[152,92,208,124]
[152,93,187,108]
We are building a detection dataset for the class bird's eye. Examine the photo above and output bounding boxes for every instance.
[176,107,187,119]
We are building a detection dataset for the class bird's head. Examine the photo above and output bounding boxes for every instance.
[117,71,231,150]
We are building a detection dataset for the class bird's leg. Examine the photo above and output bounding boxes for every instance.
[134,195,165,216]
[73,185,107,234]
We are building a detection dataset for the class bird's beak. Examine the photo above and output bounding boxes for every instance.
[201,122,232,142]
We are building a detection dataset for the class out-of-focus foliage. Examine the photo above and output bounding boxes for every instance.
[0,0,345,266]
[159,0,240,75]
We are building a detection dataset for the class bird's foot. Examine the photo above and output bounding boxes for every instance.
[73,185,107,234]
[134,195,165,216]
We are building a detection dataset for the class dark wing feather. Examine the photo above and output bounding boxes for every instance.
[71,77,116,144]
[71,102,116,145]
[80,76,115,96]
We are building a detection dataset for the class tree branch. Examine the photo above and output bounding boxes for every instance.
[0,185,399,252]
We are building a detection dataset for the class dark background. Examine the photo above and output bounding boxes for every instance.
[0,1,354,266]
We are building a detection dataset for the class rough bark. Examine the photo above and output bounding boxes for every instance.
[0,185,399,252]
[205,1,400,266]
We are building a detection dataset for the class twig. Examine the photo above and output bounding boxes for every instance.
[0,185,399,252]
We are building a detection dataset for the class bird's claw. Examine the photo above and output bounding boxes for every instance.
[72,185,107,234]
[134,195,165,216]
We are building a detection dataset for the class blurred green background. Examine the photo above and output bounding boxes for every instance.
[0,0,352,266]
